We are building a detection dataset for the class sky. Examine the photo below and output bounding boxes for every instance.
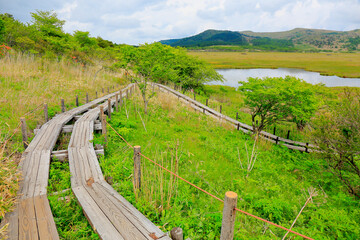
[1,0,360,45]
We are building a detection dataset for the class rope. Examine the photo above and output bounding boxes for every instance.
[105,120,313,240]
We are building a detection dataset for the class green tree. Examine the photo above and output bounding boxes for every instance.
[0,18,5,43]
[30,10,65,38]
[238,76,319,135]
[311,89,360,198]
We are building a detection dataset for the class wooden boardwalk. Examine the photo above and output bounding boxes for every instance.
[2,83,169,240]
[68,85,170,240]
[154,83,316,152]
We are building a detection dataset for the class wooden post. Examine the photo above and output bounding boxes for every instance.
[133,146,141,190]
[20,117,28,149]
[119,90,123,107]
[96,91,98,99]
[193,91,196,100]
[115,94,119,111]
[275,136,279,144]
[206,99,208,106]
[126,89,129,99]
[273,126,276,135]
[220,191,238,240]
[305,143,309,153]
[44,103,48,122]
[237,123,240,131]
[107,99,111,120]
[220,105,222,114]
[86,92,89,103]
[100,106,107,143]
[76,95,79,107]
[102,88,104,93]
[287,130,290,139]
[170,227,183,240]
[236,112,239,121]
[61,98,65,113]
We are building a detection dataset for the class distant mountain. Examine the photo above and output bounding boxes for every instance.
[160,28,360,52]
[160,29,248,47]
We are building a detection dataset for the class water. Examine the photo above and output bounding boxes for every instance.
[212,68,360,87]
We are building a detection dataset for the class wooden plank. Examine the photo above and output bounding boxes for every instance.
[1,205,19,239]
[34,195,59,240]
[100,181,170,239]
[72,186,124,240]
[85,184,148,239]
[34,150,51,196]
[21,151,41,199]
[79,147,92,183]
[68,148,80,188]
[19,198,38,239]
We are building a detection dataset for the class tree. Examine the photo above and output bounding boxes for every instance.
[311,89,360,198]
[117,43,222,114]
[30,10,65,38]
[238,76,319,135]
[0,18,5,43]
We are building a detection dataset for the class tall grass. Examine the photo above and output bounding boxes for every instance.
[189,51,360,78]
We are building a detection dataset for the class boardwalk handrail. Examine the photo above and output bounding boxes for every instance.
[154,83,317,152]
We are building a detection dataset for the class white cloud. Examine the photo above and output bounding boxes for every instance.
[1,0,359,44]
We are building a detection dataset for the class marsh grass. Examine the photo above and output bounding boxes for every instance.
[189,51,360,78]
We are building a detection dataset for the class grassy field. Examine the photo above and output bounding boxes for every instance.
[188,51,360,78]
[97,91,360,239]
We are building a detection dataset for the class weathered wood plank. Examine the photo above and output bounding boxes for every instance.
[19,198,38,239]
[34,195,59,240]
[72,186,124,240]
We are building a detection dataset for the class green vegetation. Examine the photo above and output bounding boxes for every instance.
[189,51,360,78]
[311,89,360,198]
[238,76,323,134]
[48,160,99,239]
[97,92,360,239]
[115,42,223,113]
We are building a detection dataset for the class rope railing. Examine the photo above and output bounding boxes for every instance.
[105,120,314,240]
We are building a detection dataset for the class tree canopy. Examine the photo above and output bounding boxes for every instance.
[238,76,321,135]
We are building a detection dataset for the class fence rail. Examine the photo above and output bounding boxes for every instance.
[154,83,317,152]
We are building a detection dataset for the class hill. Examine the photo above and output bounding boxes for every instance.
[160,28,360,52]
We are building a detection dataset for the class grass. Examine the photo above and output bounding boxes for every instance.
[0,52,127,234]
[188,51,360,78]
[98,90,360,239]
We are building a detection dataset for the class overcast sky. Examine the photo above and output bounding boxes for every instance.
[1,0,360,45]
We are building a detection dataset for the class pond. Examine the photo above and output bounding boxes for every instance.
[212,68,360,87]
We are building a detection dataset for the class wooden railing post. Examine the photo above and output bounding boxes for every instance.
[44,103,48,122]
[119,90,123,107]
[102,88,104,94]
[193,91,196,100]
[107,99,111,120]
[220,105,222,114]
[305,143,309,153]
[96,91,98,99]
[76,95,79,107]
[275,136,279,144]
[61,98,65,113]
[133,146,141,190]
[273,126,276,135]
[86,92,89,103]
[236,112,239,121]
[237,123,240,131]
[115,93,119,111]
[170,227,183,240]
[206,99,208,106]
[287,130,290,139]
[20,117,28,149]
[220,191,238,240]
[100,106,107,143]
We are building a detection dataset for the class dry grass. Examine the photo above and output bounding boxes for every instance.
[0,53,126,229]
[189,51,360,78]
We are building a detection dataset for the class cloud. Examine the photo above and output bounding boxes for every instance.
[1,0,359,44]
